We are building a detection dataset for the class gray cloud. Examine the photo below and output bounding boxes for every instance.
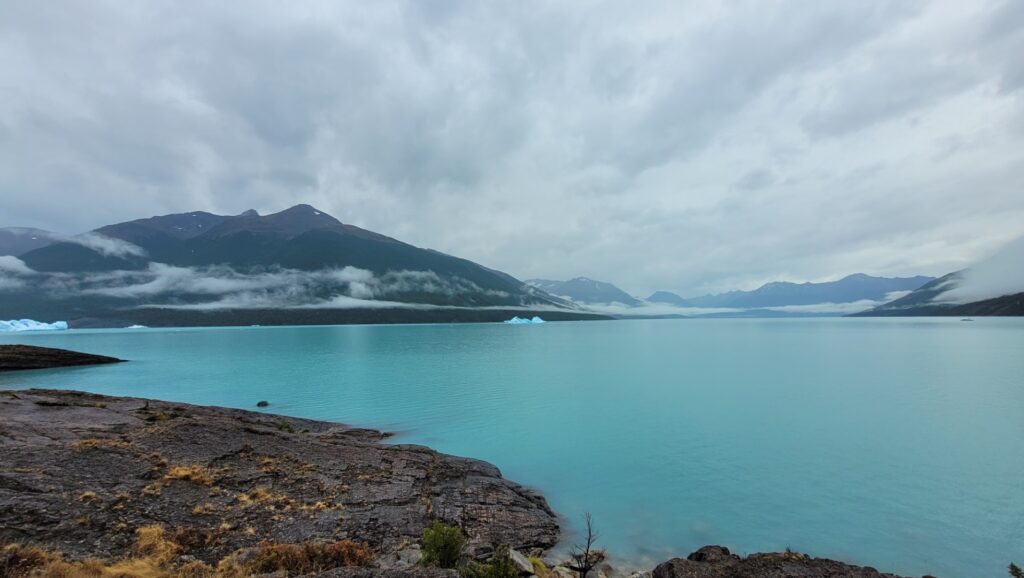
[1,1,1023,296]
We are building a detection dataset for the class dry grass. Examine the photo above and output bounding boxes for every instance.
[77,491,100,504]
[0,526,373,578]
[163,465,214,486]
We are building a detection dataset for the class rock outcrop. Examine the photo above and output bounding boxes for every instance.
[652,546,910,578]
[0,389,558,565]
[0,345,123,371]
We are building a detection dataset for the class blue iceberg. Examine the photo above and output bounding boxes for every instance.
[504,316,546,324]
[0,319,69,332]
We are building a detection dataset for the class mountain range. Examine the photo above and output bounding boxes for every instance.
[650,273,935,309]
[531,273,936,313]
[3,207,1020,324]
[0,205,606,327]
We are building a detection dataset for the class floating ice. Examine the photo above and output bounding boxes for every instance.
[0,319,69,332]
[504,316,546,324]
[127,325,148,329]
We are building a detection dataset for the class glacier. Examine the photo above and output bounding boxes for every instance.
[0,319,70,332]
[504,316,546,324]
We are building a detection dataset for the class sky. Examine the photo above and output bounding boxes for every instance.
[2,0,1023,297]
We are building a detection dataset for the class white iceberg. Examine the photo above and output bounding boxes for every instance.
[503,316,546,324]
[126,325,148,329]
[0,319,69,332]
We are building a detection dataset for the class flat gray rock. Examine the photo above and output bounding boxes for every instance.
[0,389,558,563]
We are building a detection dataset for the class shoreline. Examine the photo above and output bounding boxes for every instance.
[0,387,926,577]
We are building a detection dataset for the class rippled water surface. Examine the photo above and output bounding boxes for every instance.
[2,318,1022,577]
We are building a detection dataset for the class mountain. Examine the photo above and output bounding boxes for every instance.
[0,227,57,256]
[646,291,691,307]
[3,205,600,326]
[679,274,935,308]
[526,277,642,306]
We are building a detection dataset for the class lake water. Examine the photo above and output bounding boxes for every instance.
[1,318,1022,577]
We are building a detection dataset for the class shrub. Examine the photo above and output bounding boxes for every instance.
[460,548,519,578]
[529,556,550,578]
[421,521,467,569]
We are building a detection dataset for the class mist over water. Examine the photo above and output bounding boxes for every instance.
[1,318,1022,578]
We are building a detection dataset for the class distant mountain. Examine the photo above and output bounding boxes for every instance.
[3,205,595,326]
[526,277,641,306]
[678,274,934,308]
[646,291,691,307]
[0,227,57,256]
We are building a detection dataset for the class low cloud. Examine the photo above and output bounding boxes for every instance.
[0,256,33,275]
[762,299,885,315]
[933,235,1024,304]
[0,256,33,291]
[34,262,518,309]
[62,233,148,259]
[882,290,913,302]
[582,297,886,317]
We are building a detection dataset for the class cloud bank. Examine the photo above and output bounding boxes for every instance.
[31,262,519,309]
[934,235,1024,304]
[2,1,1023,295]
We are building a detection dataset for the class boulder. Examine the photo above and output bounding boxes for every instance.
[509,548,535,575]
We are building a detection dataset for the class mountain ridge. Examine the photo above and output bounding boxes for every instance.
[659,273,936,309]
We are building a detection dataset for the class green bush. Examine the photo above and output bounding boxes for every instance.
[459,548,519,578]
[421,521,467,569]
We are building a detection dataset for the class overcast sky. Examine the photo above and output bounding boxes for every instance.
[2,0,1022,296]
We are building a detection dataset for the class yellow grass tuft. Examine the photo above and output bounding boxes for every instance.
[163,465,214,486]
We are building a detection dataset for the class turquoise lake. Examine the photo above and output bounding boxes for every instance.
[1,318,1022,577]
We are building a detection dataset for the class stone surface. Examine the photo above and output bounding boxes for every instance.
[651,546,909,578]
[0,389,559,563]
[509,548,535,575]
[0,345,123,371]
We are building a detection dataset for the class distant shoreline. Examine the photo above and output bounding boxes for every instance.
[55,307,612,329]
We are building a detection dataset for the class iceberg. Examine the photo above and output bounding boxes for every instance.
[0,319,69,332]
[503,316,546,324]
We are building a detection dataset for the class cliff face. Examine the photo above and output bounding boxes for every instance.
[0,390,558,563]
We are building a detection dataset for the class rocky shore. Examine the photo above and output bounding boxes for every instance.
[0,389,931,577]
[0,390,557,568]
[0,345,123,371]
